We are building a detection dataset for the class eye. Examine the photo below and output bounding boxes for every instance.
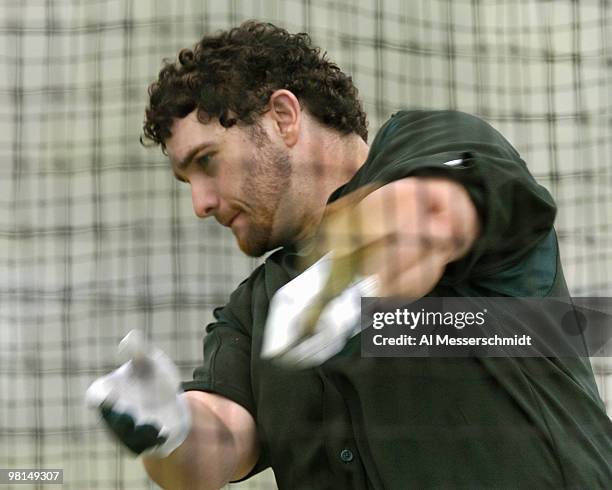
[196,153,218,175]
[196,154,211,168]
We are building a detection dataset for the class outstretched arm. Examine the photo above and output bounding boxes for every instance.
[308,176,480,298]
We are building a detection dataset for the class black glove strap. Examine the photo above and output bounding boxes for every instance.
[100,404,168,455]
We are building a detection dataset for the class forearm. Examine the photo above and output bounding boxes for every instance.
[309,176,480,298]
[142,392,253,490]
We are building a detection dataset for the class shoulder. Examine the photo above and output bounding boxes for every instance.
[372,110,519,162]
[375,110,513,149]
[385,109,492,128]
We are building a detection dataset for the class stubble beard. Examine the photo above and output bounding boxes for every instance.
[237,142,294,257]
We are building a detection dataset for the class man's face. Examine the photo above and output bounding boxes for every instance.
[165,111,295,257]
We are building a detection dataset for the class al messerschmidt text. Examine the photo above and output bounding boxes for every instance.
[372,334,532,347]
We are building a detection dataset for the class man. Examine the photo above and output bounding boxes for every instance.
[89,21,612,489]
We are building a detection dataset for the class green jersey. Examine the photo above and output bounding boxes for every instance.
[183,111,612,489]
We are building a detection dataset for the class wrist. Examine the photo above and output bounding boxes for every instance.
[143,391,192,458]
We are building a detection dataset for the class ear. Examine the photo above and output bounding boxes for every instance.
[268,89,301,147]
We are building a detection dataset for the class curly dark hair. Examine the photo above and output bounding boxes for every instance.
[142,21,368,150]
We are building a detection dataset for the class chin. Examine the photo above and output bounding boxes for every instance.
[235,222,290,257]
[236,236,270,258]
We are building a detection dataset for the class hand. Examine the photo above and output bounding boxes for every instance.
[262,252,379,366]
[85,330,191,457]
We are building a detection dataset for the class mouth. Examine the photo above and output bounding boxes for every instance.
[226,212,240,228]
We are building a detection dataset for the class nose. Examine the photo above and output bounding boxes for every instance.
[190,176,219,218]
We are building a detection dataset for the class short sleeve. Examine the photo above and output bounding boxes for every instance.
[181,268,273,481]
[334,110,557,282]
[181,275,257,416]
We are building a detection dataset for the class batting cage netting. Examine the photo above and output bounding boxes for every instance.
[0,0,610,488]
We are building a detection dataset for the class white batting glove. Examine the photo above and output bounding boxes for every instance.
[262,253,379,367]
[85,330,191,457]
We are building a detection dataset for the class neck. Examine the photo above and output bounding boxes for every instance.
[336,134,370,184]
[318,132,369,196]
[292,131,370,243]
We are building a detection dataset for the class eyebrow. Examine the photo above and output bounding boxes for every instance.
[177,142,211,170]
[172,142,211,181]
